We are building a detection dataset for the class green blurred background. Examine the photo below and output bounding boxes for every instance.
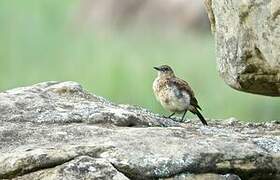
[0,0,279,122]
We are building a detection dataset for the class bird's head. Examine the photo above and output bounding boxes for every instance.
[153,65,175,77]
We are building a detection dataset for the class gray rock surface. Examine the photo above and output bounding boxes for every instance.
[204,0,280,96]
[0,81,279,180]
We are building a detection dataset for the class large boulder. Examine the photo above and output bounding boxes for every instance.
[204,0,280,96]
[0,81,279,179]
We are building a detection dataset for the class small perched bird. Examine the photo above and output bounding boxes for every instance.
[153,65,208,125]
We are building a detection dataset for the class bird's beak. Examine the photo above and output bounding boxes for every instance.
[153,67,160,71]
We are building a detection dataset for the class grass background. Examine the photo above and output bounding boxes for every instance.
[0,0,279,122]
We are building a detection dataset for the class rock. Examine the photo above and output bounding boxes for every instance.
[162,173,241,180]
[204,0,280,96]
[0,81,279,180]
[15,156,129,180]
[0,81,178,127]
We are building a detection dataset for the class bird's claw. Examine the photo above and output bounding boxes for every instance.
[162,115,177,121]
[163,115,171,119]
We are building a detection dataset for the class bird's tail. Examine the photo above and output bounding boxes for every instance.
[193,109,208,126]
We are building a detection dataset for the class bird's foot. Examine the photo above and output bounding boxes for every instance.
[163,113,175,119]
[162,115,177,121]
[171,117,179,121]
[178,119,185,123]
[181,119,191,123]
[171,117,190,123]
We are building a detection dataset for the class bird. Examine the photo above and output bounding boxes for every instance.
[153,65,208,125]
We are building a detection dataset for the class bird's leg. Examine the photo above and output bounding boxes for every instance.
[163,112,175,119]
[180,110,187,122]
[168,112,175,118]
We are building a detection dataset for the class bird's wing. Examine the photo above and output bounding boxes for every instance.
[169,77,202,110]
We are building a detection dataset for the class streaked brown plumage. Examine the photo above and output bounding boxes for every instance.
[153,65,208,125]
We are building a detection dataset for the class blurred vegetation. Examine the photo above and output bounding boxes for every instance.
[0,0,279,122]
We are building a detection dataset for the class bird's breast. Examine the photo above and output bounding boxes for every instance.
[153,78,190,112]
[153,77,162,100]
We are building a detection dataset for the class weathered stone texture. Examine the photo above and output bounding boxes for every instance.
[0,82,279,179]
[204,0,280,96]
